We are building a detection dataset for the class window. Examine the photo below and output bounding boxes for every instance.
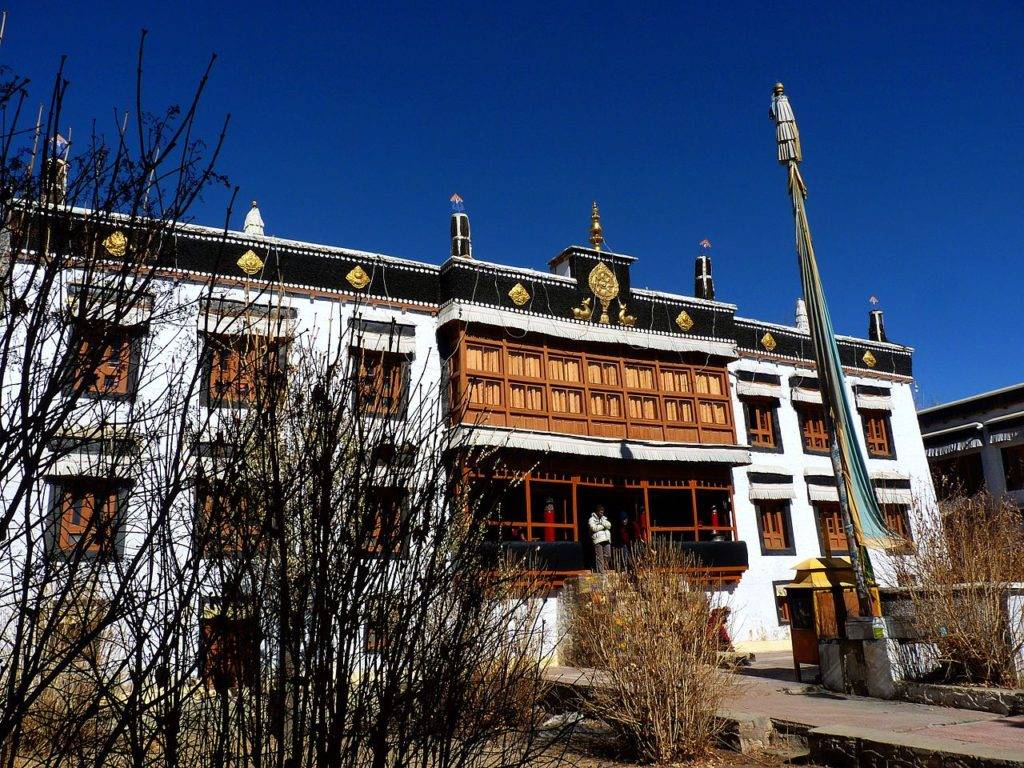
[862,411,894,458]
[362,487,408,556]
[1003,444,1024,492]
[74,325,137,397]
[930,452,985,499]
[200,597,259,690]
[354,349,408,417]
[756,501,793,554]
[882,504,913,552]
[773,580,791,626]
[815,502,849,555]
[798,406,830,454]
[196,476,257,556]
[206,334,285,405]
[743,399,780,450]
[50,479,122,558]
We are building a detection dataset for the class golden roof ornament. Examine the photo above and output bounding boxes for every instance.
[589,201,604,251]
[346,265,371,290]
[587,261,619,324]
[675,310,694,332]
[508,283,530,306]
[237,249,264,276]
[102,230,128,257]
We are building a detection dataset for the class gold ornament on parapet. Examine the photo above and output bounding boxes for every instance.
[675,310,694,332]
[587,261,619,324]
[237,249,264,276]
[760,332,777,352]
[346,265,371,290]
[572,297,593,321]
[862,350,877,368]
[618,303,635,327]
[102,230,128,257]
[508,283,530,306]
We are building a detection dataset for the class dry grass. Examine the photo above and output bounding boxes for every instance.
[564,546,738,765]
[891,492,1024,687]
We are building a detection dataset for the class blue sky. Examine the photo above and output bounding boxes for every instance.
[11,1,1024,405]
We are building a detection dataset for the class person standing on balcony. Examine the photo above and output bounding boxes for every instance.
[589,505,612,573]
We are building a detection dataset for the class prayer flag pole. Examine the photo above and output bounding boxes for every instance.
[768,83,890,617]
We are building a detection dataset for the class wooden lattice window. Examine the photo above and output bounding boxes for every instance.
[882,505,911,541]
[799,406,830,454]
[816,503,849,554]
[75,326,134,396]
[208,335,284,404]
[758,501,791,552]
[744,399,778,449]
[197,477,256,556]
[355,350,408,416]
[54,480,121,557]
[862,411,893,458]
[362,487,408,556]
[200,601,259,690]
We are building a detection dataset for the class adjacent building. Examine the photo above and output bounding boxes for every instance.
[918,383,1024,507]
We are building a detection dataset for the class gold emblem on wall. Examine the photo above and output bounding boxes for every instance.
[102,230,128,257]
[508,283,530,306]
[572,297,593,321]
[760,332,777,352]
[675,310,694,332]
[862,350,877,368]
[346,265,371,290]
[237,249,264,276]
[587,261,619,323]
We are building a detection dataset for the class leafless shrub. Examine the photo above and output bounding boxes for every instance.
[890,492,1024,687]
[564,545,737,765]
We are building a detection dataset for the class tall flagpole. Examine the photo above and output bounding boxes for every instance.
[768,83,887,617]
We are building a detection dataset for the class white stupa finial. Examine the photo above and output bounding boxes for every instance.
[243,200,265,236]
[795,297,809,332]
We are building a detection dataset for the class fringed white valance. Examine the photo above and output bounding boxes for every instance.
[791,387,822,404]
[925,438,983,458]
[437,302,738,359]
[808,485,839,502]
[736,381,782,399]
[49,452,134,479]
[856,393,892,411]
[749,482,795,500]
[67,294,153,326]
[870,467,910,482]
[457,426,752,465]
[350,328,416,355]
[990,430,1024,446]
[199,312,296,338]
[876,487,913,505]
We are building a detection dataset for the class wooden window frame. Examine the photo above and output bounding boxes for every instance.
[361,486,410,557]
[797,405,831,455]
[772,579,792,626]
[199,597,259,690]
[48,478,126,560]
[813,502,850,556]
[72,323,142,400]
[882,504,914,553]
[861,410,895,459]
[742,397,782,452]
[454,332,735,445]
[755,500,795,556]
[352,348,411,418]
[195,475,260,557]
[203,333,287,407]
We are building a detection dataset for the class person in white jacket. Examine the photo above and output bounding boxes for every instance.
[589,505,613,573]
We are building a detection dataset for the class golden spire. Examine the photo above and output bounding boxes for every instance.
[589,201,604,251]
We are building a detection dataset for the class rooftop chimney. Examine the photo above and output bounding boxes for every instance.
[694,238,715,300]
[795,298,809,332]
[450,194,472,259]
[243,201,265,236]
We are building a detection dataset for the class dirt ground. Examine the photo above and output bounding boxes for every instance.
[526,719,809,768]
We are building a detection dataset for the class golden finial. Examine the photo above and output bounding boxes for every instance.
[589,201,604,251]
